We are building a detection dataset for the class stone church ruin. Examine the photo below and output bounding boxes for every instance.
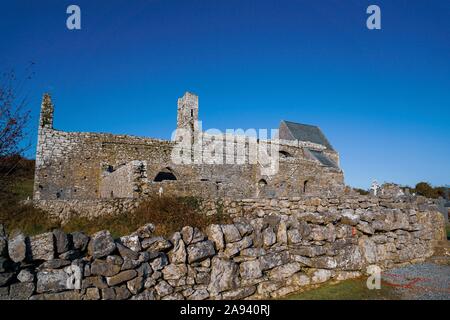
[33,92,344,202]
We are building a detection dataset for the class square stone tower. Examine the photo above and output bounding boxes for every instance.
[177,91,199,137]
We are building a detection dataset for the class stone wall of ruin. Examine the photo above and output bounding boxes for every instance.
[4,194,445,300]
[34,126,344,202]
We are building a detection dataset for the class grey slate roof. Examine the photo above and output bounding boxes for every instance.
[308,149,339,168]
[280,120,335,151]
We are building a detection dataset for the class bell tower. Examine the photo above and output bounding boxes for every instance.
[177,91,199,137]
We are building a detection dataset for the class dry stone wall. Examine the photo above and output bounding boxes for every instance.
[2,195,446,300]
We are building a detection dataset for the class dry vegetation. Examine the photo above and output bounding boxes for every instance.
[62,196,232,238]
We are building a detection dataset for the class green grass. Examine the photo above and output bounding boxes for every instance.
[284,278,400,300]
[10,178,34,200]
[446,224,450,240]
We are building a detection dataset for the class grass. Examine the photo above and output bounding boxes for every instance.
[446,224,450,240]
[284,278,400,300]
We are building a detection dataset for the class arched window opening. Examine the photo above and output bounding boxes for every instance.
[258,179,268,187]
[303,180,309,193]
[279,150,293,158]
[154,167,177,182]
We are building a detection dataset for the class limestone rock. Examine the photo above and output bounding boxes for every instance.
[9,282,35,300]
[358,236,377,264]
[291,245,325,257]
[53,229,69,254]
[340,211,360,226]
[221,224,242,243]
[121,256,141,271]
[287,273,310,287]
[196,271,210,284]
[257,280,284,296]
[335,224,352,239]
[155,280,173,297]
[224,236,253,258]
[259,251,289,271]
[239,260,262,280]
[90,258,121,277]
[187,289,209,300]
[135,223,155,239]
[181,226,206,245]
[310,226,327,241]
[106,269,137,286]
[287,229,302,244]
[276,221,288,244]
[120,234,142,252]
[141,236,172,252]
[8,231,27,263]
[130,289,156,300]
[88,230,116,259]
[136,262,153,278]
[262,227,276,247]
[311,269,332,284]
[234,221,254,237]
[335,245,364,271]
[39,259,71,270]
[357,221,374,235]
[150,253,169,271]
[205,224,224,251]
[208,257,239,296]
[162,264,187,280]
[116,243,140,260]
[30,291,82,300]
[58,250,82,260]
[269,262,302,280]
[187,240,215,263]
[127,276,144,295]
[71,231,89,251]
[17,269,35,282]
[309,256,337,269]
[84,287,100,300]
[168,232,186,264]
[36,269,69,293]
[115,285,132,300]
[29,232,55,261]
[82,276,108,289]
[222,286,256,300]
[101,287,116,300]
[162,292,184,300]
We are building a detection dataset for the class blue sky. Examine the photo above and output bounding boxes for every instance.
[1,0,449,189]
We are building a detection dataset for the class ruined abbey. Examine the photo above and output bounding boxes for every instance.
[33,92,344,201]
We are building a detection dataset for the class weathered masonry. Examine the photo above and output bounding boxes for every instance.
[34,92,344,201]
[0,195,446,300]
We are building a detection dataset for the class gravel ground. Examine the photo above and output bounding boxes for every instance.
[382,262,450,300]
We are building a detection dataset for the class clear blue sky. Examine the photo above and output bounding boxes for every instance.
[1,0,449,189]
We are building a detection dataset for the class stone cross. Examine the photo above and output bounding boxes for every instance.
[370,180,380,196]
